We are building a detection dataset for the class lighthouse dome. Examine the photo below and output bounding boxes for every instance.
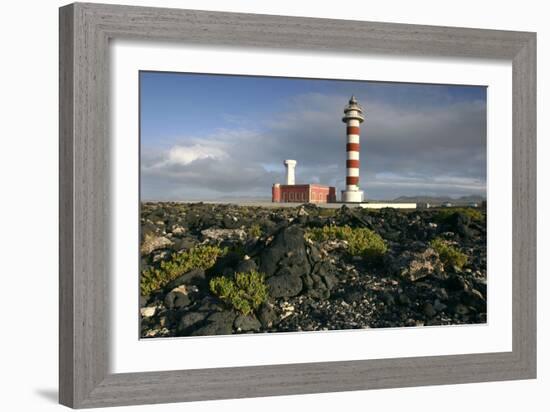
[342,95,365,122]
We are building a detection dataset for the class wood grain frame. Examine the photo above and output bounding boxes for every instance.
[59,2,536,408]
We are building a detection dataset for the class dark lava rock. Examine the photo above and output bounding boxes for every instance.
[433,299,447,312]
[446,273,469,292]
[433,288,448,302]
[461,288,486,309]
[303,261,338,299]
[335,205,372,228]
[257,303,278,328]
[276,261,307,279]
[267,274,303,298]
[259,225,318,299]
[423,302,436,318]
[472,277,487,296]
[164,286,192,309]
[344,290,363,304]
[139,295,149,307]
[235,258,258,274]
[163,268,206,291]
[454,303,470,316]
[383,230,402,242]
[223,215,240,229]
[171,237,197,252]
[261,224,338,299]
[316,262,338,289]
[211,252,241,276]
[190,311,237,336]
[445,212,472,239]
[259,225,309,277]
[307,244,322,264]
[398,292,411,306]
[382,291,396,306]
[177,311,208,334]
[197,296,224,313]
[234,314,262,332]
[140,202,487,336]
[302,273,329,299]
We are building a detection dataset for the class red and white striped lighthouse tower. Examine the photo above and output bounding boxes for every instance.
[341,95,365,203]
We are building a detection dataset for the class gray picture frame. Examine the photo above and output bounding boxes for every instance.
[59,2,536,408]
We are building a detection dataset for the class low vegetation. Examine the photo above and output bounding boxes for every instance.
[317,208,337,217]
[209,271,269,315]
[140,245,226,296]
[248,224,262,238]
[434,207,484,224]
[306,225,387,258]
[430,237,468,270]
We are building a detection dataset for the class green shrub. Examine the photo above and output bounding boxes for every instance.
[430,237,468,270]
[306,225,387,258]
[248,224,262,238]
[209,271,268,315]
[141,245,226,296]
[434,207,483,223]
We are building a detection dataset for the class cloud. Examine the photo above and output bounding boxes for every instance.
[141,91,487,201]
[164,144,227,166]
[141,129,280,200]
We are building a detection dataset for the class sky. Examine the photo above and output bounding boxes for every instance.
[140,71,487,201]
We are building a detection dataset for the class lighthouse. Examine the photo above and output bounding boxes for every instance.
[284,159,297,185]
[341,95,365,203]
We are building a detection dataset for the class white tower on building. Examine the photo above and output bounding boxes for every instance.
[284,159,297,185]
[341,96,365,203]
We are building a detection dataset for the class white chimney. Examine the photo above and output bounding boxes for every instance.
[284,159,297,185]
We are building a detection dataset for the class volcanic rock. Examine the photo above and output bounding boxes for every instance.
[390,247,445,282]
[140,202,487,337]
[257,303,278,328]
[235,258,258,274]
[267,274,303,298]
[177,311,208,334]
[423,302,436,318]
[448,212,472,237]
[163,268,206,291]
[164,285,191,309]
[201,228,247,242]
[140,306,156,318]
[259,225,309,277]
[234,314,262,332]
[140,235,172,255]
[191,311,237,336]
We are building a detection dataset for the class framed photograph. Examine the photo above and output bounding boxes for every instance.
[59,2,536,408]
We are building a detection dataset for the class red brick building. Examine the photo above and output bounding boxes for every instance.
[272,184,336,204]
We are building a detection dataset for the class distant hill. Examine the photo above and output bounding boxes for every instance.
[391,194,486,205]
[214,195,271,202]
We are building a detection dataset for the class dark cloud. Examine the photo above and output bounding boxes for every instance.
[141,92,486,201]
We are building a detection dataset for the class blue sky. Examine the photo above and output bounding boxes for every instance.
[140,71,487,201]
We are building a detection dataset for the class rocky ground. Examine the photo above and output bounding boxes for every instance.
[140,202,487,338]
